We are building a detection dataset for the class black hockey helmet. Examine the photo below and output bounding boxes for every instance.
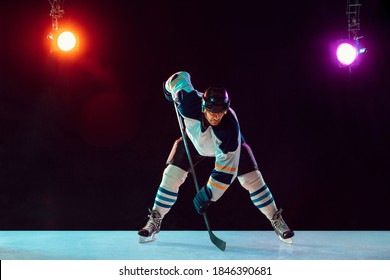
[202,87,230,113]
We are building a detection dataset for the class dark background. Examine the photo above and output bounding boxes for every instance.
[1,0,389,231]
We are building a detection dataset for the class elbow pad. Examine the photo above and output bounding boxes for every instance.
[163,81,173,102]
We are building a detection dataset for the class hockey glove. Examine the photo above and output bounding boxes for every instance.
[162,82,173,102]
[193,185,213,215]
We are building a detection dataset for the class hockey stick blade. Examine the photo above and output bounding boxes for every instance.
[279,235,293,244]
[208,230,226,251]
[203,213,226,251]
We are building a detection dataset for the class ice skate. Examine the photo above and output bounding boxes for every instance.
[138,209,162,243]
[270,208,294,244]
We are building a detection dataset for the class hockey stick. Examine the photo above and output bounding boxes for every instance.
[173,102,226,251]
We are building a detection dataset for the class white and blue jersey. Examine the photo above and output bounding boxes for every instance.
[165,71,242,200]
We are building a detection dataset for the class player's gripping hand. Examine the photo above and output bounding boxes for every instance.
[193,186,213,214]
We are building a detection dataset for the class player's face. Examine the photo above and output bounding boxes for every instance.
[204,110,226,126]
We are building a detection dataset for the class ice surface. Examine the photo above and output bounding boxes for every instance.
[0,230,389,260]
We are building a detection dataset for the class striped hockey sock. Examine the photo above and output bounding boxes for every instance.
[249,184,277,220]
[152,164,188,218]
[153,186,178,217]
[238,170,277,220]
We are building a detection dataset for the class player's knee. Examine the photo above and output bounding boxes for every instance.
[238,170,265,192]
[161,164,188,191]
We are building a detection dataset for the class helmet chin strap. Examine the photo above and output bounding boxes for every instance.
[201,113,211,131]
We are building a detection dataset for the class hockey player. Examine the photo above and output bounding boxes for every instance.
[138,71,294,243]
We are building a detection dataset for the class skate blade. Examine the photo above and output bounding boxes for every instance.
[279,235,293,244]
[139,233,157,244]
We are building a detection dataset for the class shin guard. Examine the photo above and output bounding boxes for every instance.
[238,170,277,219]
[153,164,188,217]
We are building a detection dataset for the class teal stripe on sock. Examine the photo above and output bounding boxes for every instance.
[158,186,178,197]
[155,200,171,208]
[255,197,274,209]
[156,193,176,203]
[252,191,271,204]
[250,184,268,197]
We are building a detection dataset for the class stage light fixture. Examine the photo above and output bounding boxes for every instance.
[57,31,77,52]
[337,42,357,66]
[336,41,367,66]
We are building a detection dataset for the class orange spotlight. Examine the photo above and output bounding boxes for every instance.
[48,27,80,55]
[57,31,77,52]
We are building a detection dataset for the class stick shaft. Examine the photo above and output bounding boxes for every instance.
[173,105,200,192]
[173,102,226,251]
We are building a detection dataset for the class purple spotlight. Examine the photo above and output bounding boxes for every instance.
[336,43,358,66]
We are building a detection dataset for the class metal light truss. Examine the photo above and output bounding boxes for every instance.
[48,0,65,31]
[346,0,363,41]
